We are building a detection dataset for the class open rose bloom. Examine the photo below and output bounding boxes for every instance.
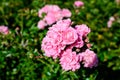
[41,19,98,71]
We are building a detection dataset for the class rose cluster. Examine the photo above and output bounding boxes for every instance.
[41,19,98,71]
[38,5,71,29]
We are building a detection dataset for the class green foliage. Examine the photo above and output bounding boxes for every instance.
[0,0,120,80]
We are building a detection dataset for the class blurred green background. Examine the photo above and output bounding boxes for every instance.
[0,0,120,80]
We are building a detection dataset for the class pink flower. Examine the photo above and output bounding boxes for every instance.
[60,49,80,71]
[44,9,71,25]
[0,25,9,35]
[61,9,72,17]
[38,5,60,17]
[47,30,62,45]
[42,19,73,59]
[41,19,76,59]
[47,19,72,46]
[80,49,98,68]
[74,1,84,7]
[44,11,62,25]
[44,12,56,25]
[38,5,72,25]
[71,35,84,48]
[62,27,78,45]
[49,19,71,32]
[38,5,72,29]
[37,20,46,29]
[41,37,61,59]
[75,24,90,37]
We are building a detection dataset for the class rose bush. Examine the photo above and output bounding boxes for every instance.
[0,0,120,80]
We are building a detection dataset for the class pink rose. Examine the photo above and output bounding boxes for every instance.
[0,25,9,35]
[60,49,80,71]
[61,9,72,17]
[71,35,84,48]
[80,49,98,68]
[75,24,90,37]
[47,30,62,45]
[62,27,78,45]
[44,12,57,25]
[41,37,61,59]
[44,11,62,25]
[74,1,84,7]
[49,19,71,32]
[38,5,72,29]
[37,20,46,29]
[38,5,60,17]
